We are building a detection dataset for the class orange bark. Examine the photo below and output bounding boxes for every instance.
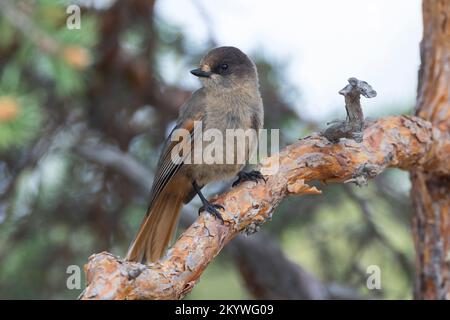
[80,115,449,300]
[411,0,450,299]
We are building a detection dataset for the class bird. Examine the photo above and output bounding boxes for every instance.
[126,46,265,264]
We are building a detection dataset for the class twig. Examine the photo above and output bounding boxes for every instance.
[324,77,377,143]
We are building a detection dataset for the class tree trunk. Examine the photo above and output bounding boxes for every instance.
[411,0,450,300]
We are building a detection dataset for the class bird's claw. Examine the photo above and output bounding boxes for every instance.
[199,203,225,223]
[232,170,266,187]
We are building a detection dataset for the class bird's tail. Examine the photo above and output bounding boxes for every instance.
[126,189,184,264]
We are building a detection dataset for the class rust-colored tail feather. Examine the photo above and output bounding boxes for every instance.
[126,190,183,263]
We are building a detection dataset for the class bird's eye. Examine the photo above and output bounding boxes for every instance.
[220,63,228,71]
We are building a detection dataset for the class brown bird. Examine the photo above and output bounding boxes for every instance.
[126,46,264,264]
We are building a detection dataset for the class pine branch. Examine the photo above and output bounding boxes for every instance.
[80,113,449,299]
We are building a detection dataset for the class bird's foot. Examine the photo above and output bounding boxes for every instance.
[198,202,225,223]
[232,170,266,187]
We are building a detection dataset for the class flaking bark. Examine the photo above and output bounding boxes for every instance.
[80,115,449,300]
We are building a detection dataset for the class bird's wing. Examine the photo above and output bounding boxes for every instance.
[147,114,204,210]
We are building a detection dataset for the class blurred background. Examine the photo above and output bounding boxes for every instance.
[0,0,422,299]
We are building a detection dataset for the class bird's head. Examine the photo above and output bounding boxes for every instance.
[191,46,258,91]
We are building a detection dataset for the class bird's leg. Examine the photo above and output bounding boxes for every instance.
[232,170,266,187]
[193,181,224,222]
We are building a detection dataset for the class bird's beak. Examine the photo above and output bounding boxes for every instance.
[190,68,212,78]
